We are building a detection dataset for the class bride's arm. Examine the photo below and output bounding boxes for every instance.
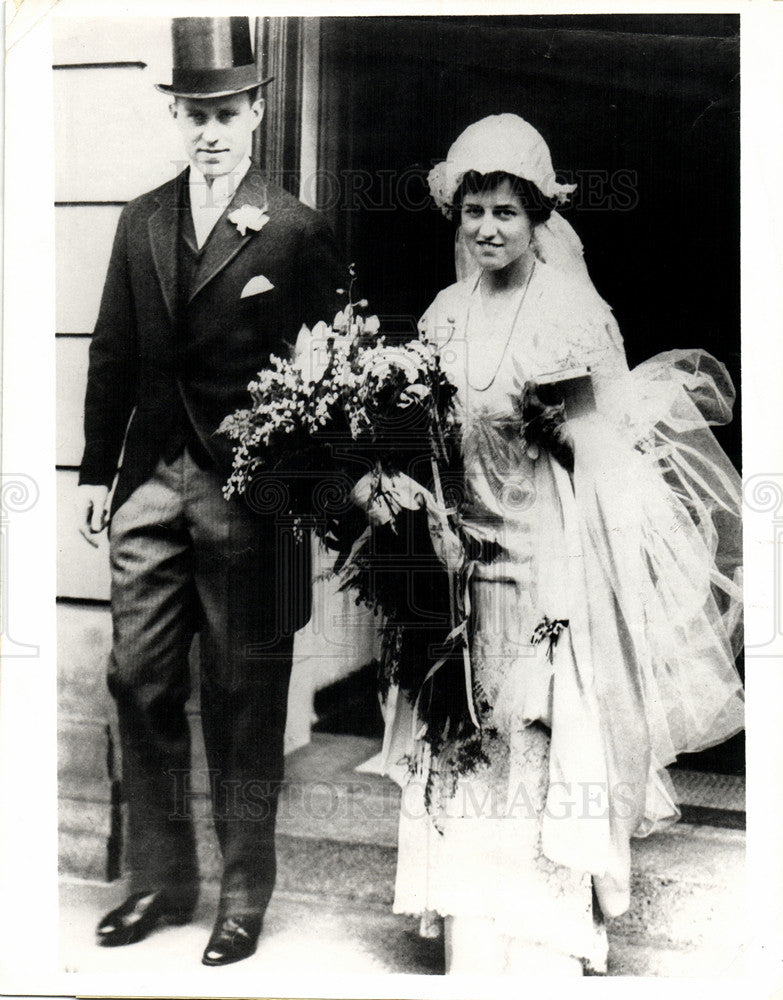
[520,286,631,467]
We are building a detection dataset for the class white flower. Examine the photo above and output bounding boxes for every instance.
[295,321,332,383]
[399,383,431,406]
[363,346,422,383]
[228,204,270,236]
[364,316,381,334]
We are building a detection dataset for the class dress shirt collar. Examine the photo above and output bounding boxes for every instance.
[188,155,252,213]
[187,157,252,249]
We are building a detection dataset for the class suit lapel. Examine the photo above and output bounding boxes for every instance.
[189,166,270,303]
[147,172,186,322]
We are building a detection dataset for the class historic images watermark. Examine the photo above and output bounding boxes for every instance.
[0,474,41,658]
[168,771,638,824]
[743,473,783,657]
[173,160,641,215]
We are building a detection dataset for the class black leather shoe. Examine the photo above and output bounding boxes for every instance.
[96,889,196,947]
[202,914,263,966]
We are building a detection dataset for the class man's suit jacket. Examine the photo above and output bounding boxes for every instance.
[79,164,340,634]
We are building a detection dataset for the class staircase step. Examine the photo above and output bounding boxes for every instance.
[609,825,743,948]
[58,878,444,976]
[58,877,743,978]
[61,730,744,961]
[271,823,744,948]
[280,735,746,949]
[176,733,745,950]
[605,937,745,978]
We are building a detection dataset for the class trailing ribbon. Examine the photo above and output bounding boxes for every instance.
[343,438,481,754]
[412,573,479,742]
[408,455,480,739]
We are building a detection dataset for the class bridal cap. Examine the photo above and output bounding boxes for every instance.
[428,114,577,216]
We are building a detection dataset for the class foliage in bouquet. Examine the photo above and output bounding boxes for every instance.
[218,271,484,786]
[218,270,458,517]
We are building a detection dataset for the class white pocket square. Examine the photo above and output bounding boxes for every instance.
[240,275,275,298]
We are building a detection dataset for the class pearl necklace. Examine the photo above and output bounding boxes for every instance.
[465,259,536,392]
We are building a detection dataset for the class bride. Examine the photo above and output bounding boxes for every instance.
[381,114,744,975]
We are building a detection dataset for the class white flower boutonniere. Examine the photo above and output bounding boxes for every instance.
[228,204,270,237]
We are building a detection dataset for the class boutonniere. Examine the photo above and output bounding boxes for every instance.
[228,204,270,237]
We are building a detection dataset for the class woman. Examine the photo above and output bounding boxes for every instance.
[383,115,744,975]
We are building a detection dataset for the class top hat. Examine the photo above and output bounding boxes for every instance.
[156,17,272,99]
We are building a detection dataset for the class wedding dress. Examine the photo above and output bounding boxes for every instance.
[387,258,744,971]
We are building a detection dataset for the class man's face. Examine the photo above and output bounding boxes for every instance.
[171,93,264,180]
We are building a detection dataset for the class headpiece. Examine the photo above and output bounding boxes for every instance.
[427,113,576,217]
[440,115,609,304]
[156,17,272,99]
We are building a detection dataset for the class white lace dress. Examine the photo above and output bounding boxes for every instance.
[388,261,744,969]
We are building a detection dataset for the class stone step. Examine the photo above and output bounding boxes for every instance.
[58,878,444,977]
[174,733,744,952]
[59,729,745,959]
[271,824,744,951]
[58,877,744,978]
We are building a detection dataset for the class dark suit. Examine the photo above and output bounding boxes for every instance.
[80,165,339,917]
[81,165,337,521]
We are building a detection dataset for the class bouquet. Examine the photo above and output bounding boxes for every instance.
[219,270,484,775]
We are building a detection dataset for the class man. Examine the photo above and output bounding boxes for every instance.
[77,17,339,966]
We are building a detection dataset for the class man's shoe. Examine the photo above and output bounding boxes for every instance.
[202,914,263,966]
[96,889,196,947]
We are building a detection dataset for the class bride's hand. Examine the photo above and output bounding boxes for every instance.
[351,471,396,525]
[521,381,574,472]
[351,470,425,526]
[546,423,574,473]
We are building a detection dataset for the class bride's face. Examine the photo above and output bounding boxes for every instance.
[460,179,533,273]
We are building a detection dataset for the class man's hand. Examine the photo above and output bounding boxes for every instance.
[77,484,110,547]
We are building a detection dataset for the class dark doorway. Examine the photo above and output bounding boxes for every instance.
[314,14,743,774]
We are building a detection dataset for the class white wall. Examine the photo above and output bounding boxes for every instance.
[54,17,179,879]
